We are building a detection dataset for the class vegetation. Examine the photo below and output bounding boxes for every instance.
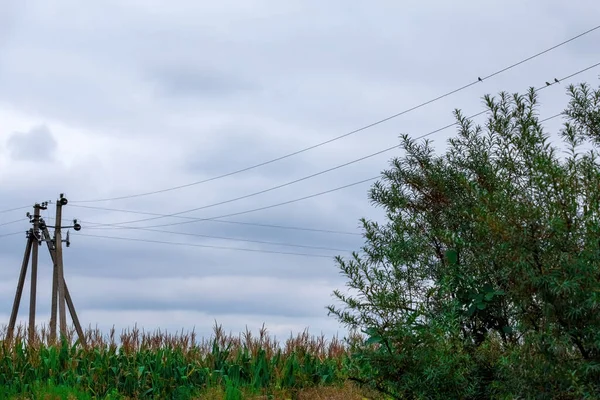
[3,80,599,400]
[0,323,378,399]
[329,78,600,399]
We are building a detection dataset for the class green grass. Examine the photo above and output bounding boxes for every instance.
[2,381,382,400]
[0,381,95,399]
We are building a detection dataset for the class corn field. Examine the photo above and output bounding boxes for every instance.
[0,323,365,399]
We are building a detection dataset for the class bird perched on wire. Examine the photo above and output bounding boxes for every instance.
[554,78,560,83]
[545,81,551,86]
[478,77,482,82]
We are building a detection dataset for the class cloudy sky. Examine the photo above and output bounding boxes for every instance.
[1,0,599,342]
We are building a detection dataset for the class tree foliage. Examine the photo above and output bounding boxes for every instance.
[329,79,600,399]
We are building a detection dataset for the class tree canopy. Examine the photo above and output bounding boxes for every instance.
[329,79,600,399]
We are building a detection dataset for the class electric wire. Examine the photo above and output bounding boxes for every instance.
[0,205,30,214]
[0,231,24,238]
[73,233,340,259]
[70,24,600,204]
[70,143,401,225]
[43,220,356,252]
[0,213,353,252]
[0,219,23,228]
[101,226,350,252]
[82,176,379,230]
[51,216,361,236]
[70,60,600,230]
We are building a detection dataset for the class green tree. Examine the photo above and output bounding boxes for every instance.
[329,79,600,399]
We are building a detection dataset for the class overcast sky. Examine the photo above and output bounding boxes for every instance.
[1,0,599,343]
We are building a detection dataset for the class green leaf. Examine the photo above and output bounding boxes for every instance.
[446,249,458,265]
[364,327,378,337]
[365,334,383,346]
[467,303,477,316]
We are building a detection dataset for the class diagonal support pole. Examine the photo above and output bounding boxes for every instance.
[7,231,33,342]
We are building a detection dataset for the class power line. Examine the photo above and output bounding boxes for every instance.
[72,114,460,227]
[138,109,573,232]
[42,217,359,251]
[0,206,30,214]
[0,231,24,238]
[0,201,54,217]
[82,176,379,230]
[70,142,400,225]
[70,60,600,230]
[0,219,23,228]
[51,216,361,236]
[70,24,600,204]
[73,233,340,259]
[72,225,355,252]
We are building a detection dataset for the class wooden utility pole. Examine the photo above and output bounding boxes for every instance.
[6,195,86,348]
[7,203,46,344]
[28,204,42,343]
[55,196,67,336]
[49,220,58,342]
[41,219,86,346]
[46,193,85,346]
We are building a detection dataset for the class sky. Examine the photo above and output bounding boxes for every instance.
[0,0,599,343]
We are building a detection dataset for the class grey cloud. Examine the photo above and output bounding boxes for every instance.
[6,125,57,162]
[183,129,307,180]
[73,276,334,318]
[0,1,24,60]
[0,275,338,321]
[61,236,342,281]
[151,66,258,98]
[81,298,318,317]
[1,0,599,339]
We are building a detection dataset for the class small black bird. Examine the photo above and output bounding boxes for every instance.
[554,78,560,83]
[478,77,482,82]
[546,81,551,86]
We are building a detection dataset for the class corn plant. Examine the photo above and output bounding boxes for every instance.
[0,322,354,399]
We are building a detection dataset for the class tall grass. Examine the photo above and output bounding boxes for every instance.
[0,323,359,399]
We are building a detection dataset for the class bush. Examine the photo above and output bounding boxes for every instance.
[329,79,600,399]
